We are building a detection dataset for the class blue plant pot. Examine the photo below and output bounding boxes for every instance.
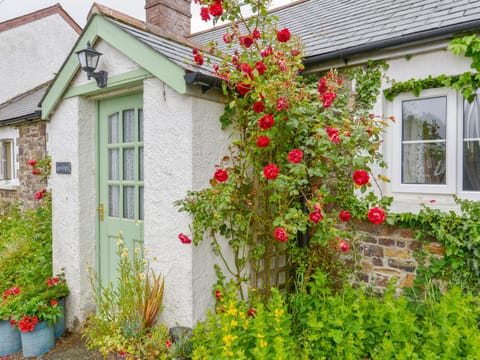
[20,320,55,357]
[0,319,22,356]
[54,298,66,338]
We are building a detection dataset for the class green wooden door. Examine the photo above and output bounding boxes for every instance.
[98,94,144,287]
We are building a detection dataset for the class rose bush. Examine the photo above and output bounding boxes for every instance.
[177,0,392,297]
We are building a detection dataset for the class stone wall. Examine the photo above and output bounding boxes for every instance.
[16,121,47,208]
[355,222,444,291]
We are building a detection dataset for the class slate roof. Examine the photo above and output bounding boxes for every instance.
[190,0,480,64]
[0,83,49,125]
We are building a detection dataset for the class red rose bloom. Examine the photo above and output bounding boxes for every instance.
[291,49,300,56]
[193,53,204,65]
[274,227,288,242]
[165,340,172,348]
[214,168,228,182]
[253,101,265,113]
[260,46,273,57]
[178,233,192,244]
[277,28,291,42]
[339,210,351,222]
[223,32,232,43]
[239,35,254,48]
[276,96,288,111]
[215,290,222,301]
[200,7,210,21]
[256,136,270,148]
[339,239,350,252]
[51,299,58,306]
[309,210,323,224]
[252,29,261,39]
[288,149,303,163]
[368,207,386,225]
[248,308,257,317]
[32,168,41,175]
[325,126,340,143]
[258,114,274,130]
[263,163,279,180]
[255,61,266,75]
[35,190,44,200]
[236,82,251,96]
[352,170,370,186]
[322,91,336,108]
[209,3,223,17]
[241,63,253,76]
[317,77,328,93]
[27,159,37,167]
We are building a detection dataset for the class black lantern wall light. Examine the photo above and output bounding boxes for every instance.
[76,41,108,88]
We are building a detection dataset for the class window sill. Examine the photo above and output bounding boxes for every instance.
[0,181,19,191]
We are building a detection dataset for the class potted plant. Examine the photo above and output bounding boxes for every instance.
[44,273,70,338]
[0,286,22,356]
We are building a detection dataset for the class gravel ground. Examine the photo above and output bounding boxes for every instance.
[4,332,103,360]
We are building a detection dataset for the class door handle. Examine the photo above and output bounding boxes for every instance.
[97,203,105,221]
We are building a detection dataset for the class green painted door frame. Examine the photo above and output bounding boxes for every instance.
[97,93,144,287]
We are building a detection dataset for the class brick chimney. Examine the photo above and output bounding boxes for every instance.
[145,0,191,37]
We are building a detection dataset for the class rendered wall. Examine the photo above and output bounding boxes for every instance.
[0,14,78,103]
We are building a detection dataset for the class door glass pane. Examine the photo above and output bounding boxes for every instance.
[108,113,119,144]
[138,109,143,142]
[108,149,119,180]
[463,92,480,191]
[139,147,144,181]
[139,186,144,220]
[123,110,135,143]
[109,185,120,217]
[402,97,447,184]
[123,186,135,219]
[123,148,135,180]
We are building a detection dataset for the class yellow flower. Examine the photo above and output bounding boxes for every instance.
[122,247,128,253]
[121,252,128,258]
[230,320,238,327]
[260,339,267,348]
[145,249,150,254]
[140,273,146,279]
[134,247,141,254]
[143,259,148,265]
[115,237,123,245]
[226,301,237,315]
[222,334,238,347]
[243,320,249,330]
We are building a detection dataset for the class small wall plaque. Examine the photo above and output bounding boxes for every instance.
[56,162,71,174]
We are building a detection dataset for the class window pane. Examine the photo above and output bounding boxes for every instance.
[463,93,480,191]
[123,148,135,180]
[139,186,144,220]
[402,97,447,185]
[139,147,144,181]
[108,113,119,144]
[109,185,120,217]
[123,186,135,219]
[402,97,446,141]
[108,149,119,180]
[123,110,135,143]
[138,109,143,142]
[1,141,12,180]
[402,143,446,184]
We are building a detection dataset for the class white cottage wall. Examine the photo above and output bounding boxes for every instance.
[143,77,196,327]
[0,14,78,103]
[191,94,231,323]
[47,96,97,330]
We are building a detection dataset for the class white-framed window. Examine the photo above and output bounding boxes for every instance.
[0,139,14,181]
[391,87,480,198]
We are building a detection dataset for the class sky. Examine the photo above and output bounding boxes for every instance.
[0,0,294,33]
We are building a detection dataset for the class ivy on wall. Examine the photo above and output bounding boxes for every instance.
[384,34,480,102]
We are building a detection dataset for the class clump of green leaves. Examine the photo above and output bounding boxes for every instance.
[82,240,169,358]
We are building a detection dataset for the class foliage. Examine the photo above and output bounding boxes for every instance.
[349,60,389,113]
[177,0,392,298]
[393,197,480,296]
[192,272,480,359]
[82,238,169,359]
[384,34,480,102]
[191,281,298,360]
